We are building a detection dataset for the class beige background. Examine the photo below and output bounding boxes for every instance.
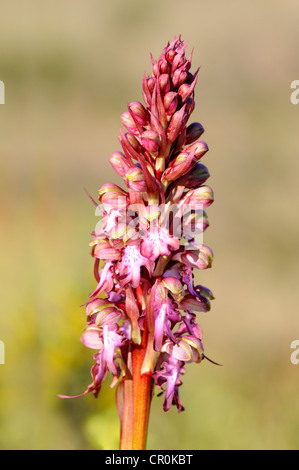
[0,0,299,449]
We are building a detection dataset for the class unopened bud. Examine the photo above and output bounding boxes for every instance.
[161,151,196,185]
[166,104,186,144]
[185,122,204,144]
[179,294,211,313]
[181,163,210,189]
[178,75,198,104]
[95,306,125,327]
[163,92,178,116]
[182,209,209,236]
[142,72,152,108]
[98,183,128,199]
[120,111,138,135]
[184,96,195,118]
[183,185,214,208]
[186,141,209,160]
[172,244,213,270]
[109,152,131,177]
[141,130,160,155]
[162,277,184,301]
[128,101,150,127]
[147,77,156,94]
[152,62,159,77]
[171,44,188,73]
[197,245,213,269]
[165,48,176,64]
[125,132,142,153]
[159,59,170,75]
[92,238,121,261]
[124,166,147,192]
[98,183,129,209]
[159,74,170,95]
[186,72,194,84]
[172,68,188,88]
[162,335,203,363]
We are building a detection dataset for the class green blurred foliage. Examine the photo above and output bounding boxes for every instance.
[1,0,299,449]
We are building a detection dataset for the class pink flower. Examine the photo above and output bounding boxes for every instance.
[141,226,180,261]
[118,243,155,288]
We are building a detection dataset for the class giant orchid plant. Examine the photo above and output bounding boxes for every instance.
[60,36,215,450]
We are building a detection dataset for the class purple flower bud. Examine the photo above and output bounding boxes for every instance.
[185,122,205,145]
[184,96,195,119]
[179,294,211,313]
[177,162,210,189]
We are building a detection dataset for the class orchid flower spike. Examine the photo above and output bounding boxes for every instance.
[60,36,216,450]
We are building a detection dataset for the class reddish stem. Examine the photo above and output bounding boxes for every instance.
[119,352,134,450]
[132,324,153,450]
[119,284,153,450]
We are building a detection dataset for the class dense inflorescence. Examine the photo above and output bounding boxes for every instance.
[77,37,214,412]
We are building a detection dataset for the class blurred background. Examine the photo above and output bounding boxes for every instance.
[1,0,299,450]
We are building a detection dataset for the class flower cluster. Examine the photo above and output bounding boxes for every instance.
[76,37,214,412]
